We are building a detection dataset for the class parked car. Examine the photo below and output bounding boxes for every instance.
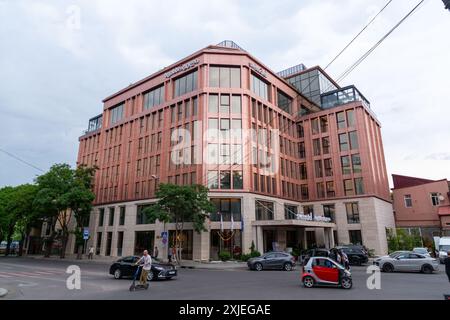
[301,257,352,289]
[247,252,296,271]
[300,248,330,263]
[412,247,431,257]
[0,241,19,254]
[337,246,369,266]
[109,256,177,281]
[373,251,439,274]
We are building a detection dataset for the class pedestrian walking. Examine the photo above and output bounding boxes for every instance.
[445,251,450,282]
[88,246,94,259]
[154,246,159,259]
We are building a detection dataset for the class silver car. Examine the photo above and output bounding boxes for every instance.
[373,251,439,274]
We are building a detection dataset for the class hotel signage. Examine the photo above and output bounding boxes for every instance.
[249,62,268,78]
[295,214,332,223]
[165,59,200,78]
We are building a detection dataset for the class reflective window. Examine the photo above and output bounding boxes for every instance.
[174,70,198,97]
[209,94,219,113]
[209,66,241,88]
[231,95,242,114]
[339,133,349,151]
[110,103,124,125]
[255,200,274,220]
[355,178,364,195]
[277,90,292,113]
[208,171,219,189]
[143,85,164,110]
[346,203,360,224]
[349,131,359,150]
[251,73,269,101]
[341,156,351,175]
[210,198,241,221]
[233,171,243,189]
[220,171,231,189]
[347,109,355,127]
[337,112,346,129]
[344,179,354,196]
[351,154,361,173]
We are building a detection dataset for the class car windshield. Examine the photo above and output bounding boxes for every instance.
[439,245,450,252]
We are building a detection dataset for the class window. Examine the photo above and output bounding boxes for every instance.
[322,137,330,154]
[324,159,333,177]
[341,156,351,175]
[313,139,321,156]
[351,154,361,173]
[119,206,125,225]
[207,118,219,141]
[347,109,355,127]
[108,207,115,226]
[354,178,364,195]
[174,70,198,97]
[208,171,219,189]
[320,116,328,133]
[323,204,335,222]
[231,95,242,114]
[349,230,362,245]
[311,118,319,135]
[316,182,325,198]
[314,160,323,178]
[231,144,242,165]
[255,200,274,220]
[233,171,243,189]
[431,192,440,206]
[326,181,335,197]
[143,85,164,109]
[337,111,346,129]
[230,119,242,141]
[299,142,306,158]
[251,74,269,101]
[110,103,124,125]
[220,118,230,140]
[277,90,292,113]
[404,194,412,208]
[300,163,307,180]
[208,94,219,113]
[220,144,230,164]
[303,205,314,219]
[192,97,198,116]
[339,133,349,151]
[220,171,231,189]
[344,179,354,196]
[209,66,241,88]
[210,198,242,221]
[346,203,360,224]
[284,204,298,219]
[220,95,230,114]
[136,205,153,225]
[98,208,104,227]
[301,185,309,200]
[349,131,359,150]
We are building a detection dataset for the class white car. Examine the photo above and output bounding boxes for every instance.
[437,237,450,264]
[373,251,439,274]
[412,247,431,257]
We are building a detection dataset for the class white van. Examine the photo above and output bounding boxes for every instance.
[437,237,450,263]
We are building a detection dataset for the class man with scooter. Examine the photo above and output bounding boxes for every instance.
[131,250,152,291]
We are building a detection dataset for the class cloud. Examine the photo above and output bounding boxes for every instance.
[1,0,450,188]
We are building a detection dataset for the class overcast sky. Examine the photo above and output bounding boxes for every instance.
[1,0,449,188]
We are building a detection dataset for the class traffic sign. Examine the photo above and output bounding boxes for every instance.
[83,228,89,240]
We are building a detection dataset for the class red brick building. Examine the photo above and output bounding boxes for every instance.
[75,41,394,260]
[392,174,450,240]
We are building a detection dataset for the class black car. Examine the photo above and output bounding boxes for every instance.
[337,246,369,266]
[247,252,296,271]
[109,256,177,281]
[300,248,330,264]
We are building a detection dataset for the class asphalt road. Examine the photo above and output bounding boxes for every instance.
[0,257,449,300]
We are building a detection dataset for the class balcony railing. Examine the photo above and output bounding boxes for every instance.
[320,85,370,110]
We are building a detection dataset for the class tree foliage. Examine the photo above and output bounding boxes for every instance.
[143,183,215,263]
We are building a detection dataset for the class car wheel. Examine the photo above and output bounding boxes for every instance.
[147,271,154,282]
[382,263,394,273]
[255,263,263,271]
[113,269,122,279]
[421,264,433,274]
[303,276,315,288]
[341,277,352,289]
[283,262,293,271]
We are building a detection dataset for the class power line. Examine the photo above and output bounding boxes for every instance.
[324,0,394,70]
[0,148,45,173]
[335,0,427,84]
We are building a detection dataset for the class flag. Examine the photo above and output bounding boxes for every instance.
[231,214,234,231]
[219,211,223,232]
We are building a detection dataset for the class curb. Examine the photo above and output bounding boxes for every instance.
[0,288,8,298]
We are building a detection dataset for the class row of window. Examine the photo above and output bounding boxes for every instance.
[207,170,243,190]
[404,192,442,208]
[208,94,242,114]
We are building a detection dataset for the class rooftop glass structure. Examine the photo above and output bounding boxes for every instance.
[321,85,370,110]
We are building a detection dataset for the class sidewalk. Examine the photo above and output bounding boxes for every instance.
[22,254,248,270]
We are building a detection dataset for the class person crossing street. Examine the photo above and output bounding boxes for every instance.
[135,250,152,286]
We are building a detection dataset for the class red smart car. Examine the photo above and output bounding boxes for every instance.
[301,256,352,289]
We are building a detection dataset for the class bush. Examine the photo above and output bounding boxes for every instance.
[240,254,251,262]
[387,228,422,253]
[250,250,261,258]
[218,251,231,261]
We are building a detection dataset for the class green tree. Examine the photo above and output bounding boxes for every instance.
[142,183,214,264]
[34,163,96,258]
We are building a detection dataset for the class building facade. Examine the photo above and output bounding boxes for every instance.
[75,41,394,260]
[392,174,450,240]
